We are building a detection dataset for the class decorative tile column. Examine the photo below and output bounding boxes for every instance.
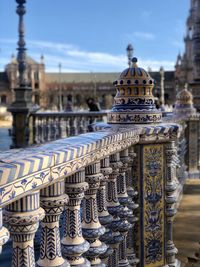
[126,146,139,267]
[82,162,107,267]
[61,169,90,267]
[135,144,168,267]
[37,179,69,267]
[107,153,125,267]
[0,208,9,254]
[98,157,113,263]
[117,149,132,267]
[165,142,179,266]
[4,191,45,267]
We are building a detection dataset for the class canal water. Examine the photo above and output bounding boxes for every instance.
[0,127,12,151]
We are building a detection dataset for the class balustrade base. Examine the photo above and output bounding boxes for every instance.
[88,261,106,267]
[36,261,70,267]
[99,246,113,260]
[128,260,140,267]
[188,171,200,179]
[167,259,181,267]
[62,240,90,257]
[64,258,91,267]
[118,259,130,267]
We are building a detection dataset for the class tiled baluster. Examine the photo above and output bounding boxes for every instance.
[106,153,124,267]
[41,117,45,143]
[38,117,43,144]
[37,179,69,267]
[79,116,86,134]
[65,118,70,137]
[32,115,36,144]
[117,149,132,267]
[82,162,107,266]
[61,169,90,266]
[4,191,45,267]
[126,146,139,267]
[69,117,77,136]
[50,117,56,141]
[55,117,60,140]
[43,117,48,142]
[60,117,67,138]
[82,116,88,134]
[46,117,52,142]
[165,142,178,266]
[34,116,40,144]
[0,208,9,254]
[57,117,61,139]
[98,157,113,264]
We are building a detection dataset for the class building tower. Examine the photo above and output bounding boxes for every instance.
[175,0,194,89]
[175,0,200,109]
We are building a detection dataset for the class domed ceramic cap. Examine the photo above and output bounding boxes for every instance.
[108,57,162,124]
[173,86,196,116]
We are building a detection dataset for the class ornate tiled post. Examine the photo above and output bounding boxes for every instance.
[106,57,180,266]
[173,86,198,179]
[0,208,9,254]
[117,149,132,267]
[4,191,45,266]
[82,162,107,266]
[165,142,179,266]
[97,157,113,263]
[61,169,90,266]
[8,0,33,148]
[126,146,139,266]
[37,179,69,267]
[106,153,124,267]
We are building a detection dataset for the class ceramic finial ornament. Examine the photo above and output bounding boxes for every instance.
[108,57,162,124]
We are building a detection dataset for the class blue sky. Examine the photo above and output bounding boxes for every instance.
[0,0,189,72]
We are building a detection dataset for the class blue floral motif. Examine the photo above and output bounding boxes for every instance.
[32,182,37,189]
[21,179,27,185]
[9,191,16,199]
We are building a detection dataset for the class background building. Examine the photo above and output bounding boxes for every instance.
[0,55,176,111]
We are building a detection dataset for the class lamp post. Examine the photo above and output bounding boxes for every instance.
[58,62,62,111]
[126,44,134,67]
[8,0,33,148]
[160,66,165,106]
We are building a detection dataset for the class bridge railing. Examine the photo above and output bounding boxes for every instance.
[0,121,185,267]
[29,111,108,145]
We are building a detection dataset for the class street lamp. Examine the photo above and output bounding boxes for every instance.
[160,66,165,106]
[58,62,62,111]
[126,44,134,67]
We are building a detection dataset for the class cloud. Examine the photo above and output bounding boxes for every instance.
[133,31,155,40]
[0,38,174,72]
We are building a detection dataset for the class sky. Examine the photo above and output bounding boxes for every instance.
[0,0,189,72]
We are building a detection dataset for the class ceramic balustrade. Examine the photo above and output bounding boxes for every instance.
[0,121,185,267]
[29,111,108,144]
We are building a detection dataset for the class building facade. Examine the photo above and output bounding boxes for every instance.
[175,0,200,109]
[0,55,176,110]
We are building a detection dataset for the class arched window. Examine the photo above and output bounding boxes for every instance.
[1,95,7,104]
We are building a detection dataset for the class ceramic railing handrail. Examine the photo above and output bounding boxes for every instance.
[0,128,140,207]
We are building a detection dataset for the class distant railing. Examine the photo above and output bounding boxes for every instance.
[29,111,108,145]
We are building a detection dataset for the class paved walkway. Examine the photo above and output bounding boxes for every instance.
[174,179,200,267]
